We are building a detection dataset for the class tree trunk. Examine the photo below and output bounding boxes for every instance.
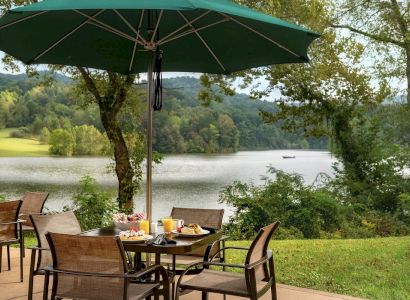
[406,46,410,105]
[99,101,134,210]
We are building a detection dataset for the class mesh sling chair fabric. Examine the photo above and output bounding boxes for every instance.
[161,208,225,272]
[20,192,49,230]
[44,233,170,300]
[0,200,24,282]
[28,211,82,300]
[176,222,280,300]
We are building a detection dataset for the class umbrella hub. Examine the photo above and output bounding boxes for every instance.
[144,41,157,51]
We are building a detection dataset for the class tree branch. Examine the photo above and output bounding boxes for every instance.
[390,0,408,38]
[77,67,102,103]
[331,24,405,47]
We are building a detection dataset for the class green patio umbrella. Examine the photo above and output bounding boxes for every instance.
[0,0,319,222]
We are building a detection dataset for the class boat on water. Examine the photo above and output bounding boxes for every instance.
[282,155,296,159]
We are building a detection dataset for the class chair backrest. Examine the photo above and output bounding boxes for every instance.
[31,211,82,270]
[171,207,224,230]
[246,222,280,282]
[0,200,22,241]
[171,207,224,257]
[46,232,128,300]
[20,192,49,227]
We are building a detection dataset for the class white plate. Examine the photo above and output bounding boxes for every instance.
[171,229,210,237]
[119,235,153,243]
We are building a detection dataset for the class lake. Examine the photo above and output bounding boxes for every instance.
[0,150,336,221]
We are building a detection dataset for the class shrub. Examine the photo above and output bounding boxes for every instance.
[39,127,50,144]
[49,128,74,156]
[0,195,5,202]
[72,125,105,155]
[220,167,344,240]
[9,127,30,138]
[69,175,116,231]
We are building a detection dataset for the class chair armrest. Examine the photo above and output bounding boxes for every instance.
[208,246,249,262]
[245,250,273,270]
[29,246,49,251]
[42,264,170,283]
[0,220,25,225]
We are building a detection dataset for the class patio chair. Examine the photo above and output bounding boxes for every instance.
[176,222,280,300]
[19,191,49,233]
[161,207,225,274]
[43,232,170,300]
[28,211,82,300]
[0,200,24,282]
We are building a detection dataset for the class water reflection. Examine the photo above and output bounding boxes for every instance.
[0,150,335,221]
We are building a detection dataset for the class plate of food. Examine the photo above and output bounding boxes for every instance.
[118,228,153,243]
[172,224,210,237]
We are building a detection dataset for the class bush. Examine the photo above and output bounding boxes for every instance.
[220,167,344,240]
[9,127,30,138]
[0,195,5,202]
[69,176,116,231]
[72,125,106,155]
[49,128,74,156]
[39,127,50,144]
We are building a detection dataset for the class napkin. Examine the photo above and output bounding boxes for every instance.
[148,234,176,246]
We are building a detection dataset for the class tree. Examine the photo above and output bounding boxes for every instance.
[49,128,74,157]
[331,0,409,105]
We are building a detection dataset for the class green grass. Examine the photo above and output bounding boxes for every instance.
[0,128,49,157]
[224,237,410,300]
[20,235,409,299]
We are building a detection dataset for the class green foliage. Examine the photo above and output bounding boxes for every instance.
[48,125,109,157]
[49,128,74,156]
[69,175,116,231]
[220,167,343,239]
[0,194,5,202]
[39,127,50,144]
[221,167,410,240]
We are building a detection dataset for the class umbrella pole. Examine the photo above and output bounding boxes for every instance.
[146,50,154,223]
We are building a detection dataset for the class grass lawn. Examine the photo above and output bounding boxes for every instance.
[20,235,410,300]
[225,237,410,300]
[0,128,49,157]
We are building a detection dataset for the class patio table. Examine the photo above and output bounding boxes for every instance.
[81,226,222,298]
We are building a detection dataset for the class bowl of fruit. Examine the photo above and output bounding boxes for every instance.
[112,212,145,231]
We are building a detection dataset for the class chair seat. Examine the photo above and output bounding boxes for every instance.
[180,269,253,297]
[161,254,204,266]
[57,282,159,300]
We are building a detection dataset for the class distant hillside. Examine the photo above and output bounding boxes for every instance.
[0,73,327,153]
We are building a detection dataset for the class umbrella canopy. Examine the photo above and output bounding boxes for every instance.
[0,0,319,222]
[0,0,319,75]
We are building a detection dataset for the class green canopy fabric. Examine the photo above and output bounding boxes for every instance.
[0,0,319,74]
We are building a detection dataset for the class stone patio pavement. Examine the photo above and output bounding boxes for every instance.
[0,248,365,300]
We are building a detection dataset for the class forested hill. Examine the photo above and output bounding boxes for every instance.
[0,73,327,154]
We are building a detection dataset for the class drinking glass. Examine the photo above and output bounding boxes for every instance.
[163,218,174,233]
[139,219,150,235]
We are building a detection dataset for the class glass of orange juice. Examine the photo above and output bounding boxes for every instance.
[139,219,149,235]
[162,218,174,233]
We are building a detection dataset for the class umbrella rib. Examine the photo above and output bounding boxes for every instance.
[0,11,47,31]
[177,11,227,72]
[157,10,211,45]
[29,10,105,63]
[219,13,304,59]
[129,9,145,72]
[74,10,140,44]
[150,10,164,43]
[159,18,229,46]
[114,9,147,44]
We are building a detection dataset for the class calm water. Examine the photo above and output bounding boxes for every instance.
[0,150,336,221]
